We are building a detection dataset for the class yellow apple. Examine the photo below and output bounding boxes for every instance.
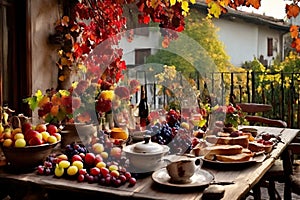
[14,133,24,140]
[67,165,78,176]
[3,138,13,147]
[14,138,26,147]
[12,128,22,135]
[41,131,50,141]
[72,160,84,170]
[54,166,64,177]
[92,143,104,154]
[47,135,57,144]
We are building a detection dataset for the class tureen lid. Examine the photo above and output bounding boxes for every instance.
[133,135,164,153]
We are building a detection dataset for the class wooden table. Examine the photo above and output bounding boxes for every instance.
[0,126,298,200]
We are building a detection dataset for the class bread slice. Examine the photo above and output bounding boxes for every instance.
[215,153,253,162]
[202,144,243,160]
[206,135,249,148]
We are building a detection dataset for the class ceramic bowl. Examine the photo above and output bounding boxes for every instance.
[1,141,60,172]
[123,135,169,173]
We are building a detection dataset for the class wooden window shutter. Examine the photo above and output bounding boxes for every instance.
[267,38,273,57]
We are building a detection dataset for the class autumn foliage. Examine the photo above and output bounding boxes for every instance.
[205,0,300,53]
[54,0,300,88]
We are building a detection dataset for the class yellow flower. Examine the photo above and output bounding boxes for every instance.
[100,90,114,100]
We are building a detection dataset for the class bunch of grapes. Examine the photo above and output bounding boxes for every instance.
[64,142,89,158]
[85,129,128,168]
[147,122,174,145]
[37,153,56,175]
[146,109,192,154]
[165,109,181,127]
[81,163,136,187]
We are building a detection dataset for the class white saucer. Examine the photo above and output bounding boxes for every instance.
[152,168,214,188]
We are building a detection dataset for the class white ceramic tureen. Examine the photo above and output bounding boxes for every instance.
[123,135,170,173]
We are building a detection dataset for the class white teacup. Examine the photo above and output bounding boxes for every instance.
[166,158,202,183]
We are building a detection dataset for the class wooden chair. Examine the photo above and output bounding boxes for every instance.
[236,103,287,128]
[282,136,300,199]
[237,103,300,199]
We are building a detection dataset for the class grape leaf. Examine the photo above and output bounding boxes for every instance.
[290,25,299,39]
[286,4,300,18]
[23,90,44,111]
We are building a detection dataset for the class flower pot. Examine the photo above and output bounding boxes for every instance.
[60,123,97,148]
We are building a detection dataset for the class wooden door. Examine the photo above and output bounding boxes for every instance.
[0,0,31,116]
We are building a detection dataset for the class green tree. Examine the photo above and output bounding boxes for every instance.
[146,8,247,105]
[146,8,234,77]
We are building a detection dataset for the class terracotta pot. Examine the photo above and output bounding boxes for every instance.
[60,123,97,148]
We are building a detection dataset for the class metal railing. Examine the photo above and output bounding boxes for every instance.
[130,70,300,129]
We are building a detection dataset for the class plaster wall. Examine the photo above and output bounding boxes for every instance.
[30,0,59,93]
[214,18,282,66]
[30,0,60,122]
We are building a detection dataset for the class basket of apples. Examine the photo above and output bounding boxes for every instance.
[0,121,61,172]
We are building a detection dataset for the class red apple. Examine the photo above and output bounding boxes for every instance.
[94,154,103,165]
[90,167,101,176]
[78,168,87,175]
[52,132,61,141]
[100,167,110,177]
[84,152,96,166]
[47,124,58,135]
[28,136,43,146]
[22,122,32,134]
[25,130,40,141]
[79,152,85,160]
[72,154,83,163]
[35,123,47,133]
[55,154,68,163]
[110,146,122,158]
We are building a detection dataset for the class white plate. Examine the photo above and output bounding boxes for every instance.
[152,168,214,188]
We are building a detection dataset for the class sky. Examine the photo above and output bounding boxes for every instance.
[238,0,292,19]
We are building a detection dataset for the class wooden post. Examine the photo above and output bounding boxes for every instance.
[251,71,256,103]
[281,72,285,120]
[246,71,250,103]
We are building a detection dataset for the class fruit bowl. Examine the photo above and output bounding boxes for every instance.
[0,141,60,172]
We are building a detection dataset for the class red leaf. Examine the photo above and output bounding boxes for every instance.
[290,25,299,39]
[286,4,300,18]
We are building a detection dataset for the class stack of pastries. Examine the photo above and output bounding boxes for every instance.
[192,130,274,162]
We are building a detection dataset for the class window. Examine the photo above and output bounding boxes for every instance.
[267,38,273,57]
[0,0,31,115]
[135,49,151,65]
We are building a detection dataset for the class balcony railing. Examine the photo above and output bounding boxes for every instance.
[130,70,300,129]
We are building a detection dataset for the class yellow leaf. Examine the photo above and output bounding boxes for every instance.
[77,63,87,73]
[190,0,196,4]
[35,90,43,97]
[58,50,63,56]
[181,1,189,12]
[170,0,176,6]
[209,2,222,18]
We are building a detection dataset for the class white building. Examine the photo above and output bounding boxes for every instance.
[120,2,291,68]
